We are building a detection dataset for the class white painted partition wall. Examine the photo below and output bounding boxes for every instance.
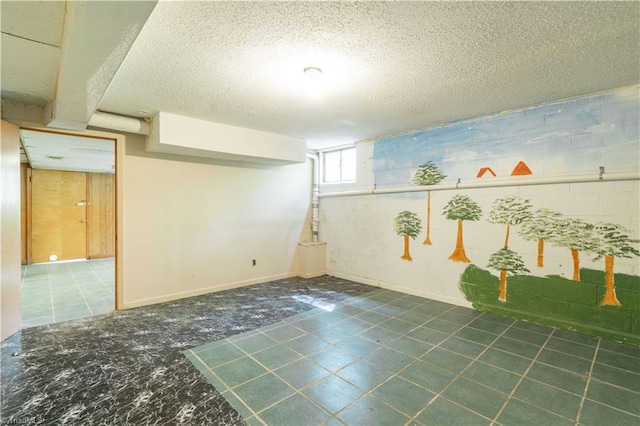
[120,133,311,308]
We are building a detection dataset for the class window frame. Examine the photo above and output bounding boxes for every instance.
[321,145,356,184]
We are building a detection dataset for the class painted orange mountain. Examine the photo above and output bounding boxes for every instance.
[511,161,532,176]
[477,167,497,178]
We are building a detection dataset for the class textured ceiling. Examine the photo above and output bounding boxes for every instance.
[1,1,639,154]
[98,1,640,149]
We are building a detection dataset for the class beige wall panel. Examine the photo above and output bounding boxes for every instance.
[87,173,115,258]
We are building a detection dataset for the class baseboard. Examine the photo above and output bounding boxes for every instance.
[122,272,296,309]
[328,271,472,308]
[88,254,115,260]
[296,271,327,279]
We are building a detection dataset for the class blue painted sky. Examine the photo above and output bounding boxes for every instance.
[372,86,639,188]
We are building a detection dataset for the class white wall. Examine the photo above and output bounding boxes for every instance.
[120,133,311,308]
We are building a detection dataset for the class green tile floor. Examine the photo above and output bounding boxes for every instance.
[21,258,115,328]
[185,288,640,426]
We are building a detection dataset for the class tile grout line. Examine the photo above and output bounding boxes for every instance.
[314,300,509,424]
[218,303,417,425]
[574,337,601,426]
[490,327,558,425]
[309,303,435,424]
[313,302,504,424]
[228,331,339,425]
[222,325,334,424]
[188,349,267,425]
[88,259,116,295]
[68,262,95,315]
[403,314,521,425]
[322,300,440,424]
[415,327,592,420]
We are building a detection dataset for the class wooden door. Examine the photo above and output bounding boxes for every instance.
[87,173,115,258]
[31,170,87,263]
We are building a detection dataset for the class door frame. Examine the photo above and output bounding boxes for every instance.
[20,126,125,311]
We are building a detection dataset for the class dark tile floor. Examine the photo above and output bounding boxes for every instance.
[1,276,373,425]
[185,289,640,426]
[2,276,639,425]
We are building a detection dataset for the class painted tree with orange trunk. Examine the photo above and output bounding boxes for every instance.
[488,196,532,248]
[442,195,482,263]
[591,223,640,306]
[412,161,447,245]
[487,247,530,302]
[519,208,564,268]
[551,218,597,282]
[394,211,422,261]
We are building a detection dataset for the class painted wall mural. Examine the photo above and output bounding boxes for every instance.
[394,211,421,261]
[371,86,638,188]
[442,195,482,263]
[411,162,446,245]
[321,85,638,345]
[395,168,639,343]
[366,85,638,344]
[390,189,640,344]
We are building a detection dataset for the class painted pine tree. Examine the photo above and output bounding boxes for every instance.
[412,161,446,245]
[487,247,530,302]
[591,223,640,306]
[487,196,533,248]
[442,195,482,263]
[519,208,564,267]
[394,211,422,261]
[551,217,597,281]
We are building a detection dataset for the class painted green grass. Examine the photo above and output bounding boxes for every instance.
[459,265,640,346]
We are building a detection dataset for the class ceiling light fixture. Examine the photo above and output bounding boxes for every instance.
[304,66,322,75]
[302,66,324,100]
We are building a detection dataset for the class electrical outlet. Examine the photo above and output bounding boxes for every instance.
[252,259,256,266]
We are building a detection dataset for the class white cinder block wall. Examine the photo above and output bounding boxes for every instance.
[320,85,639,308]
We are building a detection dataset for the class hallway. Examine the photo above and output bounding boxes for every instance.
[20,258,114,328]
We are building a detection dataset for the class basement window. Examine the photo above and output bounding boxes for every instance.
[322,146,356,183]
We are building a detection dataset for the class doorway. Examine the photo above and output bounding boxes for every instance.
[20,129,117,328]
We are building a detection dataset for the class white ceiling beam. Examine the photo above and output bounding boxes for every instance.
[45,1,158,131]
[1,100,45,128]
[147,112,307,165]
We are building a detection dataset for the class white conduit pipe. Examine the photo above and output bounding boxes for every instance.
[319,171,640,199]
[88,111,151,135]
[306,152,320,242]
